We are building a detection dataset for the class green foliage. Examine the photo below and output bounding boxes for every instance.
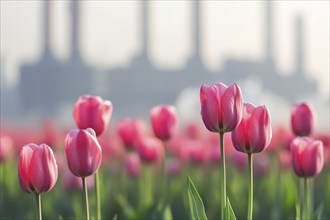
[187,175,208,220]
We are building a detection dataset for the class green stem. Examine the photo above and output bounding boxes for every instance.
[95,172,101,219]
[300,178,305,219]
[307,178,313,218]
[82,177,90,220]
[35,193,42,220]
[305,178,312,219]
[219,132,227,219]
[247,153,253,220]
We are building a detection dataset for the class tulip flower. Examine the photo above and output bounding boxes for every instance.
[150,105,178,141]
[116,118,148,149]
[290,137,324,178]
[200,82,243,133]
[137,136,164,163]
[73,95,113,136]
[65,128,102,220]
[231,103,272,220]
[291,102,315,137]
[200,82,243,219]
[0,135,14,163]
[18,143,58,220]
[65,128,102,177]
[124,152,141,177]
[290,137,324,219]
[231,103,272,154]
[73,95,112,219]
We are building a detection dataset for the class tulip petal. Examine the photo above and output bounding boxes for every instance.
[221,84,243,132]
[200,85,220,132]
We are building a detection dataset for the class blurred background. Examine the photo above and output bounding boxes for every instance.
[1,0,329,130]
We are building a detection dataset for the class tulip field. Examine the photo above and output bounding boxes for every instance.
[1,83,329,220]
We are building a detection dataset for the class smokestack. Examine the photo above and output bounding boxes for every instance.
[194,0,201,59]
[43,0,51,53]
[71,0,80,56]
[295,16,304,75]
[265,0,273,63]
[141,1,149,54]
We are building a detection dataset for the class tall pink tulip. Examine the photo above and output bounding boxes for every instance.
[18,143,58,220]
[18,143,58,194]
[150,105,178,140]
[290,137,324,178]
[73,95,113,136]
[231,103,271,220]
[200,82,243,133]
[200,82,243,219]
[291,102,315,137]
[231,103,272,154]
[65,128,102,177]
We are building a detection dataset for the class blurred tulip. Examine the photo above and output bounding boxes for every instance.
[124,152,141,177]
[18,143,58,194]
[65,128,102,177]
[116,118,148,149]
[73,95,113,136]
[232,103,272,154]
[150,105,178,140]
[200,82,243,133]
[62,170,94,191]
[0,135,14,162]
[291,102,315,137]
[167,159,182,176]
[99,132,124,165]
[41,118,59,148]
[137,136,164,163]
[267,125,294,152]
[279,150,292,170]
[291,137,324,178]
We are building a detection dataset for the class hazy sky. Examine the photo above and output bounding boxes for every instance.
[1,1,329,95]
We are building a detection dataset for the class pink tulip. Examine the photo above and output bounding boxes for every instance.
[18,143,58,194]
[137,136,164,163]
[291,102,315,137]
[0,135,14,162]
[62,170,94,191]
[291,137,324,178]
[73,95,113,136]
[200,82,243,133]
[150,105,178,140]
[231,103,272,154]
[116,118,148,148]
[124,152,141,177]
[65,128,102,177]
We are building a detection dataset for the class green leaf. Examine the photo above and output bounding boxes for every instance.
[187,175,208,220]
[227,197,237,220]
[116,194,134,219]
[295,202,300,220]
[112,214,118,220]
[310,204,323,220]
[163,205,173,220]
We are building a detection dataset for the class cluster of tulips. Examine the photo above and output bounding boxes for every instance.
[0,81,328,220]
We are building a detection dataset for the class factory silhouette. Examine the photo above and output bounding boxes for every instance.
[16,0,316,121]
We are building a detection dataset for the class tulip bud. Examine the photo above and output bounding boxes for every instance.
[200,82,243,133]
[116,118,148,149]
[231,103,272,154]
[0,135,14,163]
[290,137,324,178]
[137,136,164,163]
[65,128,102,177]
[18,143,58,194]
[150,105,178,140]
[124,152,141,177]
[291,102,315,137]
[73,95,113,136]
